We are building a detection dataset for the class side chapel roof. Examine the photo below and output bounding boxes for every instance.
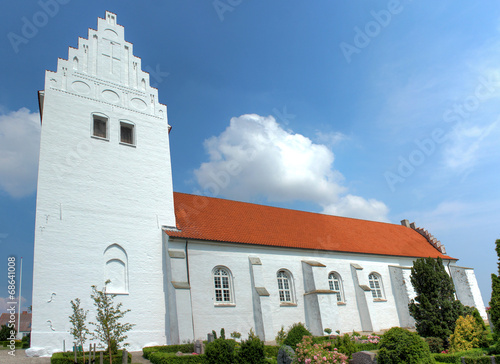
[165,192,455,260]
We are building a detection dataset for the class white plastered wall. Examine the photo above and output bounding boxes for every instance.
[30,12,175,355]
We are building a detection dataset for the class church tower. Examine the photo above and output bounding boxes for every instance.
[31,12,176,353]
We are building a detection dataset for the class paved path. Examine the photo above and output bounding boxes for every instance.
[0,349,151,363]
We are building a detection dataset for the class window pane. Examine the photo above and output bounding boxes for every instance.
[93,118,107,138]
[121,124,133,144]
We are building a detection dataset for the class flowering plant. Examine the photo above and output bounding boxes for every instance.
[295,336,348,364]
[357,334,380,344]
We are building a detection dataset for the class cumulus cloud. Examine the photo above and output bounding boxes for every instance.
[0,108,41,198]
[194,114,389,221]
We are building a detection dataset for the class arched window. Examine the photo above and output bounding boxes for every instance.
[368,272,384,299]
[277,270,294,303]
[328,272,344,302]
[103,244,128,294]
[213,266,233,303]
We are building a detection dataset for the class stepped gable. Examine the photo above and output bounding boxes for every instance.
[400,219,447,254]
[166,192,455,260]
[40,11,166,122]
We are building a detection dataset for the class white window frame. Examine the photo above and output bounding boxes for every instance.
[119,120,136,146]
[213,266,234,304]
[91,113,109,140]
[277,269,295,304]
[328,272,344,302]
[368,272,385,300]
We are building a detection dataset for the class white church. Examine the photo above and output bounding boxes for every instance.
[30,11,486,356]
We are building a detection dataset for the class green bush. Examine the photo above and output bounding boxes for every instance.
[148,352,205,364]
[329,334,357,358]
[432,349,485,364]
[205,338,236,364]
[377,327,434,364]
[283,323,312,349]
[237,336,266,364]
[450,315,489,352]
[462,357,492,364]
[0,339,23,348]
[425,337,445,353]
[432,353,462,364]
[50,350,131,364]
[354,342,379,351]
[263,345,279,358]
[143,344,195,359]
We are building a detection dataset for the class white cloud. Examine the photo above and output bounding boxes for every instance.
[194,114,389,222]
[443,120,499,173]
[314,130,347,147]
[0,296,29,314]
[0,108,41,198]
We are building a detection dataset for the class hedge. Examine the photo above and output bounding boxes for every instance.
[462,357,494,364]
[143,344,195,359]
[50,350,131,364]
[432,349,487,364]
[263,345,279,358]
[148,352,205,364]
[0,340,23,348]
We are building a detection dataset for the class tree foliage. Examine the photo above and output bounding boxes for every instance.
[449,315,488,353]
[409,257,464,341]
[490,239,500,338]
[283,322,312,349]
[377,327,434,364]
[69,298,90,362]
[89,281,134,364]
[0,324,15,341]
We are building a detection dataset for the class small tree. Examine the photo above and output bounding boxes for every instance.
[0,324,15,341]
[490,239,500,338]
[90,281,134,364]
[409,256,464,342]
[449,315,488,353]
[69,298,90,362]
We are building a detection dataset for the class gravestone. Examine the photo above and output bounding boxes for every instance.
[350,351,377,364]
[207,333,215,343]
[194,340,204,354]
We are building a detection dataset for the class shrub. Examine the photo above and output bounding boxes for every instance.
[263,345,279,358]
[143,344,195,359]
[354,342,379,352]
[462,357,492,364]
[426,337,445,353]
[148,352,205,364]
[450,315,488,352]
[205,338,235,364]
[0,325,15,341]
[283,322,312,349]
[295,336,348,364]
[330,333,357,358]
[377,327,434,364]
[237,335,266,364]
[275,326,286,346]
[50,350,131,364]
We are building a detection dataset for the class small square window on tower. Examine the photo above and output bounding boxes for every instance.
[92,115,108,139]
[120,122,135,145]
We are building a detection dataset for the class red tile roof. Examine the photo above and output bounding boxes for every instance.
[166,192,455,260]
[0,312,31,332]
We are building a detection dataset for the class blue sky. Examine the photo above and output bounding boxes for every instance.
[0,0,499,312]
